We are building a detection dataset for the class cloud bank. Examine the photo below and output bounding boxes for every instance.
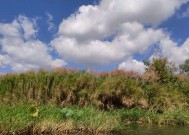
[0,15,66,72]
[51,0,189,70]
[0,0,189,73]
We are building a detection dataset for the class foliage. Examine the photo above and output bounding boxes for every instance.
[179,59,189,75]
[0,62,189,133]
[0,64,188,113]
[144,58,178,84]
[0,105,122,134]
[28,105,39,117]
[1,105,189,134]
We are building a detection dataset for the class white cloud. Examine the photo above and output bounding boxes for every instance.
[50,59,67,68]
[182,6,189,17]
[159,37,189,65]
[1,0,189,73]
[52,22,165,66]
[58,0,187,41]
[0,20,21,38]
[0,55,11,68]
[118,58,147,74]
[46,12,56,31]
[51,0,188,68]
[0,15,66,72]
[17,15,38,39]
[0,15,37,40]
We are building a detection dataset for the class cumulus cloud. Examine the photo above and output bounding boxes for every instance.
[118,58,147,74]
[52,22,165,66]
[58,0,186,40]
[159,37,189,65]
[0,15,38,40]
[51,0,188,69]
[52,24,165,66]
[1,0,189,73]
[0,15,66,72]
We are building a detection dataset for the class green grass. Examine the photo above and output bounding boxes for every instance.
[0,69,188,113]
[0,104,122,133]
[0,62,189,133]
[1,104,189,134]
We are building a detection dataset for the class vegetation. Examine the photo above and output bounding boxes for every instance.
[1,105,189,134]
[179,59,189,75]
[0,105,122,134]
[0,58,189,134]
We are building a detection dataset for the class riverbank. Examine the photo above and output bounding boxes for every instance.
[1,104,189,134]
[1,58,189,134]
[0,68,189,112]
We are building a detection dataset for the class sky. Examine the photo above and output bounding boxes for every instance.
[0,0,189,74]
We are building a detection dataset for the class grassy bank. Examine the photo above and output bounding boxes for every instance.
[0,104,122,134]
[0,58,189,133]
[1,105,189,134]
[0,68,189,112]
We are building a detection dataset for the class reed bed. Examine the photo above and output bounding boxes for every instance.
[0,67,188,112]
[1,58,189,134]
[1,105,189,134]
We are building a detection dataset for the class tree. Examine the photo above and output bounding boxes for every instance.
[179,59,189,75]
[144,58,177,83]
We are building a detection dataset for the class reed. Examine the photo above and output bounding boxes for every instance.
[0,66,188,113]
[1,58,189,133]
[1,105,189,134]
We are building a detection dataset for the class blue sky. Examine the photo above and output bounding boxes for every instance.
[0,0,189,73]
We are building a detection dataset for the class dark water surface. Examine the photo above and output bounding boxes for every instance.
[114,125,189,135]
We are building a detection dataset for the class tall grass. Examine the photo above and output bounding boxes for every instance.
[0,105,123,134]
[0,67,189,113]
[1,105,189,134]
[1,64,189,133]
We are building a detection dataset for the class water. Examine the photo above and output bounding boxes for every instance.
[115,125,189,135]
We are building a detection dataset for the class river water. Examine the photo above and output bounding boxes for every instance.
[114,124,189,135]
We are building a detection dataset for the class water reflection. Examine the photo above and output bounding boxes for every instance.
[115,124,189,135]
